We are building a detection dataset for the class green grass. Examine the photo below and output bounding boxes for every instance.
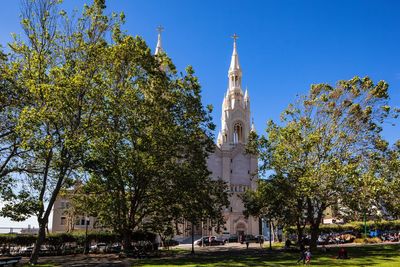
[136,244,400,267]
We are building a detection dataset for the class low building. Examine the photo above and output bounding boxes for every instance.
[51,196,97,232]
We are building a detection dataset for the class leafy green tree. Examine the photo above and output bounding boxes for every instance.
[245,77,397,250]
[243,174,307,245]
[0,48,29,192]
[79,30,228,250]
[378,142,400,218]
[0,0,115,263]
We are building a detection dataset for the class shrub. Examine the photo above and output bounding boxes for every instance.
[285,220,400,235]
[354,237,381,244]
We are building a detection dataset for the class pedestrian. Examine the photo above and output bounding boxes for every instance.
[246,240,250,249]
[297,245,305,264]
[305,249,311,265]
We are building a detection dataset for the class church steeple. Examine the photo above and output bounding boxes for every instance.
[228,34,242,90]
[155,25,164,55]
[229,33,241,73]
[218,34,251,149]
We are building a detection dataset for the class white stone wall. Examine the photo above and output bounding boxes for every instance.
[207,144,259,237]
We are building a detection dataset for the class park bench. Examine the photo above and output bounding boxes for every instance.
[0,256,21,267]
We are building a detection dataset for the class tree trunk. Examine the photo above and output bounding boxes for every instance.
[268,219,272,250]
[270,222,276,242]
[122,229,132,253]
[309,223,319,251]
[309,204,325,252]
[296,222,303,247]
[29,220,47,264]
[191,221,195,255]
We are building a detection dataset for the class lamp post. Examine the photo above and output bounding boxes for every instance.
[201,220,204,247]
[191,220,195,255]
[364,210,367,238]
[84,215,89,254]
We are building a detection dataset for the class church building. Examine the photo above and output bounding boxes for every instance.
[160,31,260,238]
[206,35,259,237]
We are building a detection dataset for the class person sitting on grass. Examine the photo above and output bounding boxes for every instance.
[337,247,349,259]
[285,239,292,249]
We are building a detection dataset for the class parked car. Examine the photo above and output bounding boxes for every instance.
[195,236,225,246]
[106,244,121,253]
[240,234,258,244]
[162,239,179,247]
[224,235,238,243]
[90,243,107,253]
[19,246,34,256]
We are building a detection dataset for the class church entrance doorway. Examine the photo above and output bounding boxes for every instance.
[236,222,246,242]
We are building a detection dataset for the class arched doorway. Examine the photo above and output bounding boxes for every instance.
[236,222,246,241]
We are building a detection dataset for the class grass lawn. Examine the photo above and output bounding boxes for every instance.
[136,244,400,267]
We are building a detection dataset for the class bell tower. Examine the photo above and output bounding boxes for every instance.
[217,34,254,149]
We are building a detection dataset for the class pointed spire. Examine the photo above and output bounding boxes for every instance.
[251,118,256,133]
[229,33,241,72]
[155,25,164,55]
[244,87,248,99]
[217,131,223,146]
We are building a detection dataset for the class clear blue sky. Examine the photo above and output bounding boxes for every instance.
[1,0,399,228]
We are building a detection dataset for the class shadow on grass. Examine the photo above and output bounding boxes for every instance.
[135,244,400,267]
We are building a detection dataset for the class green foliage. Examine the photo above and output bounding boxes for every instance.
[0,230,157,247]
[354,237,382,244]
[244,76,398,250]
[0,0,128,263]
[285,220,400,235]
[0,234,37,246]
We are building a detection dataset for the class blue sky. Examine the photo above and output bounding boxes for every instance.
[1,0,399,228]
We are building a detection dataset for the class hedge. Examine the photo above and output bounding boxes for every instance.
[0,230,156,247]
[285,220,400,235]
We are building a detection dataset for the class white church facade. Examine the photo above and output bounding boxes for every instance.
[206,35,259,238]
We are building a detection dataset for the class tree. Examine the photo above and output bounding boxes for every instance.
[378,142,400,219]
[245,76,397,250]
[243,174,307,246]
[0,47,28,192]
[0,0,115,263]
[76,26,228,251]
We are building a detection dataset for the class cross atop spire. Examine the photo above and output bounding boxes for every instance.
[229,33,241,72]
[155,25,164,55]
[156,25,164,34]
[231,33,239,42]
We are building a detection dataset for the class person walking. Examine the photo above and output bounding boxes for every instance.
[305,249,312,265]
[297,245,305,264]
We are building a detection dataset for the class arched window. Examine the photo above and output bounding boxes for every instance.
[233,122,243,144]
